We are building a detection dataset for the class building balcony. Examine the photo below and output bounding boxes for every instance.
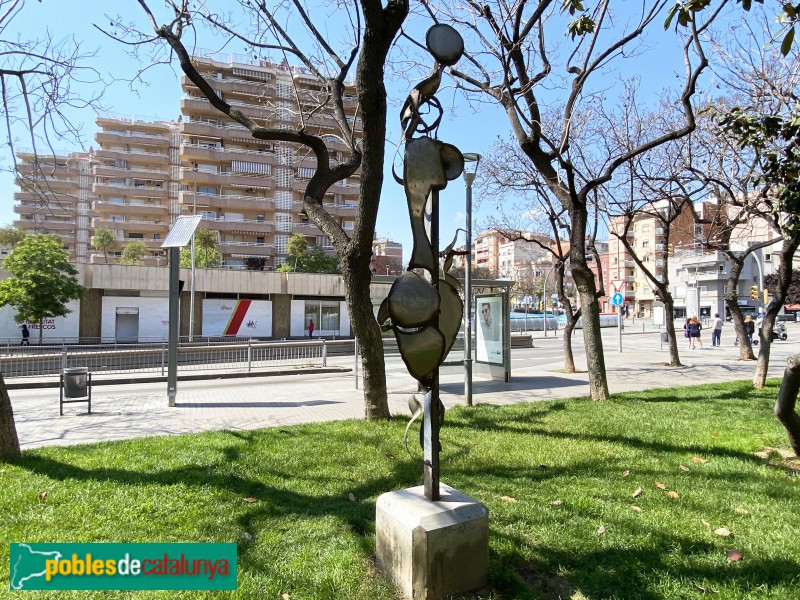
[14,219,74,231]
[120,238,164,250]
[200,217,275,235]
[322,202,358,217]
[179,190,275,212]
[96,115,173,134]
[180,119,250,140]
[293,222,322,236]
[14,203,73,218]
[91,218,168,233]
[94,148,169,166]
[92,164,169,180]
[15,176,77,192]
[92,183,168,199]
[92,201,169,217]
[95,131,169,148]
[179,143,277,168]
[217,240,275,257]
[180,167,273,189]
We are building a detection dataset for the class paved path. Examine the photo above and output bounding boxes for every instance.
[9,323,800,449]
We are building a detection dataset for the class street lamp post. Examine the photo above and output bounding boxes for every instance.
[462,153,481,408]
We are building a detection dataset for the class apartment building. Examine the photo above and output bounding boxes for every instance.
[13,150,95,261]
[13,53,361,269]
[371,236,403,274]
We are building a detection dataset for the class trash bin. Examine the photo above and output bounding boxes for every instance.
[661,332,669,343]
[63,367,88,398]
[60,367,91,415]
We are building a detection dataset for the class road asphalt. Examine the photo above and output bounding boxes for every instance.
[8,321,800,450]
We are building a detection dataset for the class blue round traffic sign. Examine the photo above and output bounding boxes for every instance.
[612,292,623,306]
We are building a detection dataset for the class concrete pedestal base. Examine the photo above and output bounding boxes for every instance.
[375,483,489,600]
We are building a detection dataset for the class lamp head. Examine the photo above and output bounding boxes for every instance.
[462,152,481,183]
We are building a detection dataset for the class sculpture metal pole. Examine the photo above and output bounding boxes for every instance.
[377,24,465,501]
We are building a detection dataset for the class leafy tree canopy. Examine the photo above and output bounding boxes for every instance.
[279,234,340,273]
[120,240,150,265]
[765,268,800,304]
[0,226,26,248]
[180,228,221,268]
[91,227,117,263]
[0,234,84,324]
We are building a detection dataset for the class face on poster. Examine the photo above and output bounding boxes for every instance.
[475,294,503,364]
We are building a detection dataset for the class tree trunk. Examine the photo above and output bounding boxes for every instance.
[662,295,683,367]
[725,259,755,360]
[561,321,576,373]
[557,267,576,373]
[754,239,799,388]
[569,209,608,400]
[342,260,390,418]
[0,375,21,462]
[775,353,800,456]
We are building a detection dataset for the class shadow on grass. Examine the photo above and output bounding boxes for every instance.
[15,429,420,570]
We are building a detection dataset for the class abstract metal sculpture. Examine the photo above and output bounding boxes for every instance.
[378,24,465,501]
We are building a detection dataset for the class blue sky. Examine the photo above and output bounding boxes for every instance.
[2,1,705,261]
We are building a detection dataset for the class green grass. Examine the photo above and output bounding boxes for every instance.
[2,380,799,599]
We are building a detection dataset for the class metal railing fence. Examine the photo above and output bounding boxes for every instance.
[0,338,330,379]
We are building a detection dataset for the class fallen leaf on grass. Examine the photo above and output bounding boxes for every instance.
[348,493,357,503]
[711,435,719,440]
[243,497,258,503]
[38,491,48,501]
[695,583,719,594]
[701,519,710,527]
[734,508,749,515]
[500,496,517,504]
[691,456,706,463]
[655,481,667,490]
[548,500,563,506]
[282,594,291,600]
[679,465,690,472]
[385,453,395,460]
[597,525,606,534]
[622,470,630,477]
[714,527,732,537]
[726,549,743,561]
[631,506,643,513]
[632,487,642,498]
[668,491,679,499]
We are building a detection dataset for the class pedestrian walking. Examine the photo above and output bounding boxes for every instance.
[308,319,315,339]
[684,318,691,349]
[711,313,723,347]
[689,316,703,349]
[20,323,30,346]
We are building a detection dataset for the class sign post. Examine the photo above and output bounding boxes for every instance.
[611,279,626,353]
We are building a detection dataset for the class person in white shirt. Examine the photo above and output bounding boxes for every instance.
[711,313,723,347]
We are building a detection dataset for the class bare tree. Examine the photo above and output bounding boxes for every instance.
[423,0,721,399]
[481,137,584,372]
[705,14,800,387]
[110,0,408,418]
[0,0,105,461]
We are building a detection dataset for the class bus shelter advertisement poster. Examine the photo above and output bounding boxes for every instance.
[476,293,503,365]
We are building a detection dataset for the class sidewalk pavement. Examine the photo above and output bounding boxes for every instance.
[9,324,800,450]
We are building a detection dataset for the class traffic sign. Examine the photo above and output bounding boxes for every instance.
[611,279,626,292]
[611,292,624,306]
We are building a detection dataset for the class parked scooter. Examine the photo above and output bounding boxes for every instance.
[734,321,787,346]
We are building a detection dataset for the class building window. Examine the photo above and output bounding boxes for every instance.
[275,214,292,232]
[276,146,293,165]
[276,168,293,188]
[275,234,288,254]
[764,253,771,262]
[305,300,341,331]
[275,190,293,210]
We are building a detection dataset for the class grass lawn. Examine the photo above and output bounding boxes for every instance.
[2,379,799,599]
